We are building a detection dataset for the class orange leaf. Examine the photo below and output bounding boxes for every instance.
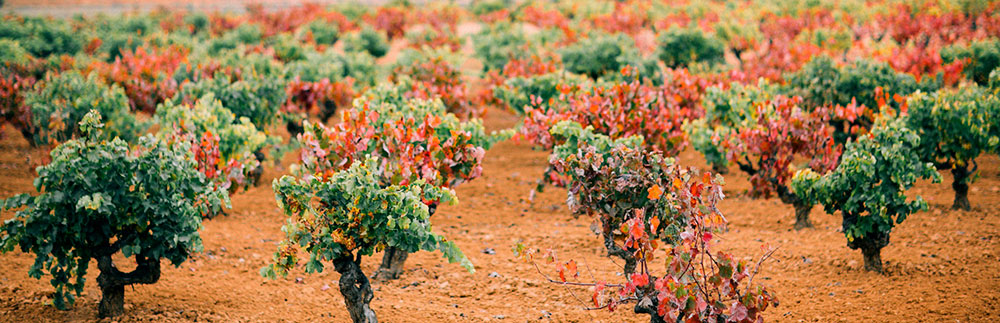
[647,184,663,200]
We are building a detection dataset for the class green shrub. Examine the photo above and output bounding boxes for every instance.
[656,27,725,68]
[344,27,389,58]
[262,157,472,321]
[785,56,934,109]
[283,50,377,87]
[90,15,156,62]
[174,73,287,129]
[184,13,210,35]
[905,87,1000,210]
[0,39,30,67]
[26,71,148,145]
[493,72,587,114]
[331,2,371,21]
[303,20,340,45]
[471,0,510,16]
[0,16,82,58]
[208,24,263,55]
[156,95,272,170]
[559,33,635,80]
[98,32,143,62]
[792,116,940,273]
[782,55,839,107]
[213,52,284,79]
[270,33,308,62]
[1,110,225,317]
[473,22,529,72]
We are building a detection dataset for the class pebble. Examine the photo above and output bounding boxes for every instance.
[488,272,501,278]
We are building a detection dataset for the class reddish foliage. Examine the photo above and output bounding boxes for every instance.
[653,12,690,31]
[478,9,510,24]
[368,7,409,40]
[413,5,463,34]
[284,77,357,122]
[481,53,562,106]
[179,129,251,203]
[246,3,327,37]
[758,9,841,43]
[724,96,841,198]
[392,55,479,118]
[208,13,244,35]
[591,2,649,36]
[521,68,686,155]
[519,5,577,43]
[657,68,722,120]
[740,39,824,82]
[192,131,222,182]
[885,44,966,86]
[520,5,569,30]
[298,101,487,188]
[0,74,36,141]
[520,146,777,322]
[406,28,464,52]
[90,46,189,113]
[869,3,997,45]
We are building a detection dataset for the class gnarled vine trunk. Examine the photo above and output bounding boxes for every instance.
[320,100,338,124]
[333,255,377,323]
[793,203,812,230]
[372,204,437,281]
[711,163,728,175]
[95,254,161,318]
[633,288,667,323]
[776,183,813,230]
[250,149,266,187]
[286,120,304,138]
[951,165,971,211]
[842,211,890,273]
[602,215,637,275]
[372,246,409,281]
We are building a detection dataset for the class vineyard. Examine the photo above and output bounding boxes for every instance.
[1,0,1000,322]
